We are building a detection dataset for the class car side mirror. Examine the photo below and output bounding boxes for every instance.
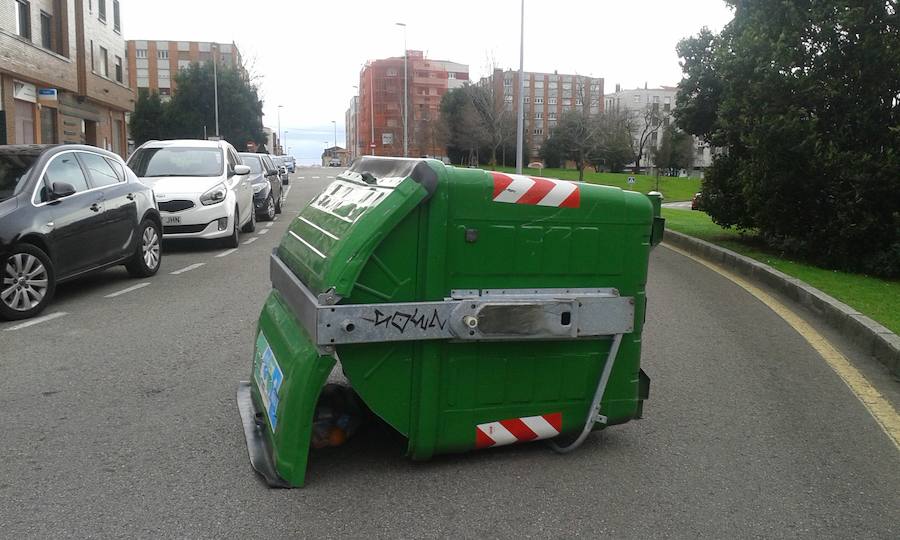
[49,181,76,200]
[233,164,251,176]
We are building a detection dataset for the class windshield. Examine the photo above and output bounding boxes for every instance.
[128,147,224,177]
[239,155,263,174]
[0,153,38,202]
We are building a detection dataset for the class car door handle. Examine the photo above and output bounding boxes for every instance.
[126,193,135,200]
[90,203,102,212]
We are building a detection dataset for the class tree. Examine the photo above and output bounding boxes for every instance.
[592,109,635,173]
[652,126,694,176]
[130,89,167,146]
[439,85,490,165]
[676,0,900,277]
[129,61,266,150]
[469,80,515,166]
[630,104,663,173]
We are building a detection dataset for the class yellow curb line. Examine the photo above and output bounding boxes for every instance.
[663,242,900,452]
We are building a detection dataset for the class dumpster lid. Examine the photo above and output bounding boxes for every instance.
[276,157,438,297]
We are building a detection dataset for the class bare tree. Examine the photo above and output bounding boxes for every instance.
[630,104,663,173]
[470,71,513,166]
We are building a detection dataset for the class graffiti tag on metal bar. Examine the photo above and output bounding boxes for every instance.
[362,308,447,334]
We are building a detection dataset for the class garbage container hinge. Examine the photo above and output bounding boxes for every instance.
[271,253,635,351]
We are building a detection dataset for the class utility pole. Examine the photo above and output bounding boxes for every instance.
[277,105,283,154]
[332,120,337,149]
[212,43,220,138]
[396,22,408,158]
[515,0,525,174]
[370,66,375,156]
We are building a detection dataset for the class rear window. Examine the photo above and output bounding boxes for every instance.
[239,155,263,174]
[128,147,224,177]
[0,153,38,202]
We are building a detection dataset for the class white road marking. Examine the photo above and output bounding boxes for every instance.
[258,228,269,235]
[4,311,68,331]
[243,237,258,245]
[283,186,292,199]
[265,222,274,228]
[327,175,335,179]
[311,176,320,179]
[297,176,305,179]
[104,282,151,298]
[215,248,238,258]
[169,262,205,275]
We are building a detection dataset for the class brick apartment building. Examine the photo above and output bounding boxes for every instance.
[485,68,604,161]
[125,40,244,98]
[354,50,467,159]
[0,0,133,156]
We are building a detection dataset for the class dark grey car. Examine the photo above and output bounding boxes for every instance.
[238,153,283,221]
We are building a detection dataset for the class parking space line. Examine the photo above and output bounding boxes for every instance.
[243,237,258,245]
[284,186,292,198]
[104,282,151,298]
[170,263,205,275]
[258,228,270,235]
[311,176,320,179]
[215,248,238,258]
[265,222,274,228]
[4,311,67,331]
[297,176,305,179]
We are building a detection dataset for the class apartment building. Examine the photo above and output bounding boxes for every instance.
[125,40,244,98]
[0,0,132,156]
[345,95,358,159]
[486,68,605,160]
[356,50,468,157]
[604,84,714,171]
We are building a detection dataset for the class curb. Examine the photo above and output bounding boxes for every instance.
[663,230,900,378]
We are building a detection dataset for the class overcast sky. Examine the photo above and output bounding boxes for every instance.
[123,0,734,164]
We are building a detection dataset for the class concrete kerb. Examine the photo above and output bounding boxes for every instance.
[663,230,900,378]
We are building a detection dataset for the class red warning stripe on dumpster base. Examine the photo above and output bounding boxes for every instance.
[475,413,563,449]
[490,172,580,208]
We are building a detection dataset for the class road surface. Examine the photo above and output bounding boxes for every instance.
[1,167,897,538]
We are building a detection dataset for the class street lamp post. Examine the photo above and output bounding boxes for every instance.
[212,44,220,138]
[283,130,288,156]
[369,66,375,156]
[277,105,283,155]
[515,0,525,174]
[396,22,408,158]
[331,120,337,150]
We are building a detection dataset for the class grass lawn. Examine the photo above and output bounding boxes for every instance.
[663,208,900,334]
[490,166,700,202]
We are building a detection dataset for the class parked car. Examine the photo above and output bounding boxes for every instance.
[271,156,290,185]
[691,192,703,211]
[127,140,254,248]
[284,155,296,173]
[0,144,162,320]
[238,152,283,221]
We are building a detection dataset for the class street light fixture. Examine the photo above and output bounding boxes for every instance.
[277,105,284,155]
[395,22,408,158]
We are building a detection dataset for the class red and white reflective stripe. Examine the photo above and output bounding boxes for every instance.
[475,412,563,449]
[490,172,580,208]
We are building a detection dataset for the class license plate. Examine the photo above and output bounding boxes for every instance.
[163,215,181,225]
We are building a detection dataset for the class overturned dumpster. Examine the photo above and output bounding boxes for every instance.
[237,157,664,487]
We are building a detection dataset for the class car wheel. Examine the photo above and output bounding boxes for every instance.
[0,244,56,321]
[274,191,282,214]
[242,206,256,233]
[264,195,276,220]
[223,209,240,248]
[125,219,162,277]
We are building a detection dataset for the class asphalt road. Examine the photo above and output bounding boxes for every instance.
[1,167,897,538]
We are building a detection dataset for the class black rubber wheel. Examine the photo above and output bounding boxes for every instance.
[0,243,56,321]
[222,209,240,248]
[263,195,276,221]
[241,206,256,233]
[274,191,282,215]
[125,219,162,277]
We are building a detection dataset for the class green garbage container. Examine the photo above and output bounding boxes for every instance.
[237,157,663,487]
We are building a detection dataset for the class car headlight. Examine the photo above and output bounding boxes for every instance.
[200,183,227,206]
[252,183,267,194]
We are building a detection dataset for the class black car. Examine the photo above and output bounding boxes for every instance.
[239,152,283,221]
[0,145,162,320]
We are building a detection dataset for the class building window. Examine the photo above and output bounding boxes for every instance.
[448,72,456,79]
[534,97,543,104]
[115,56,123,83]
[159,88,171,96]
[113,0,120,32]
[158,49,168,60]
[136,48,147,59]
[535,112,543,119]
[534,80,544,89]
[386,68,398,77]
[504,95,512,103]
[504,78,512,87]
[548,112,557,119]
[533,128,543,136]
[99,46,108,77]
[15,1,31,40]
[524,96,530,103]
[98,0,106,22]
[633,94,641,103]
[548,97,557,105]
[40,11,52,49]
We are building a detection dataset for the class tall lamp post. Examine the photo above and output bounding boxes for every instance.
[515,1,525,174]
[283,130,289,156]
[212,43,220,138]
[331,120,337,150]
[395,22,408,158]
[276,105,283,154]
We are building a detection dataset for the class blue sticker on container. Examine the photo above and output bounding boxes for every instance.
[254,332,283,431]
